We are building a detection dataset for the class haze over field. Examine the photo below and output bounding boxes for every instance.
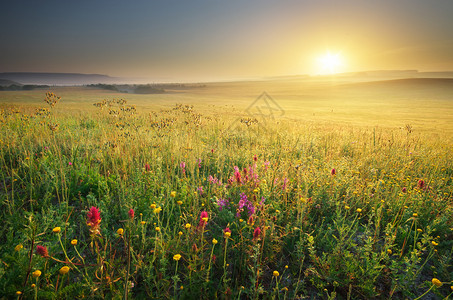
[1,1,453,82]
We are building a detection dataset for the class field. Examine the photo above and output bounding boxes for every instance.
[0,77,452,299]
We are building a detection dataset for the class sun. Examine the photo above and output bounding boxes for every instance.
[317,52,343,75]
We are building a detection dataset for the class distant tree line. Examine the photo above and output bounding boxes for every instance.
[0,84,50,91]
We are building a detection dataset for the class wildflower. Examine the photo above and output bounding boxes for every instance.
[432,278,442,287]
[170,191,177,198]
[178,231,183,236]
[31,284,36,288]
[71,239,78,245]
[141,221,146,225]
[177,200,183,205]
[59,266,70,275]
[180,286,184,290]
[36,245,49,258]
[216,198,229,211]
[432,241,438,246]
[32,270,42,278]
[331,168,336,176]
[285,265,288,269]
[417,179,425,190]
[273,271,280,277]
[356,208,362,213]
[224,227,231,238]
[155,227,160,232]
[52,227,61,233]
[413,213,418,217]
[173,254,182,261]
[14,244,23,251]
[68,162,72,166]
[144,163,151,172]
[86,206,101,235]
[387,249,392,255]
[402,187,407,193]
[185,223,191,229]
[345,205,350,210]
[198,211,208,229]
[128,209,135,219]
[16,291,22,295]
[417,228,422,233]
[253,227,261,240]
[212,238,218,245]
[153,207,162,214]
[117,228,124,236]
[150,203,156,209]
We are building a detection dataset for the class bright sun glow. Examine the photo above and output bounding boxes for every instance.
[317,52,343,75]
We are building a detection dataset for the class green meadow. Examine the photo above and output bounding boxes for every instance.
[0,77,452,299]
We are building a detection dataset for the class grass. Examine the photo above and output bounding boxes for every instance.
[0,79,452,299]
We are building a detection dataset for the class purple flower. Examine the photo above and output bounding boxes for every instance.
[216,198,229,211]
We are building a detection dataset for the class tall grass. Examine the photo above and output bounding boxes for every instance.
[0,96,452,299]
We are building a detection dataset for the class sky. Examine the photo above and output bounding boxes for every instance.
[1,0,453,82]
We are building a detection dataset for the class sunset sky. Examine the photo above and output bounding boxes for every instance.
[1,0,453,82]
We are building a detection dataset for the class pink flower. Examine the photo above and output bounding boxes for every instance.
[128,208,135,219]
[331,168,336,176]
[36,245,49,258]
[144,163,151,172]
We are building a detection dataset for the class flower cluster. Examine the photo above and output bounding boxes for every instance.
[87,206,102,236]
[237,193,255,217]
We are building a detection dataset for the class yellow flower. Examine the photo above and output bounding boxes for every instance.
[15,244,23,251]
[432,278,442,287]
[155,227,160,232]
[356,208,362,213]
[285,265,288,269]
[417,229,422,233]
[170,191,177,198]
[117,228,124,236]
[344,205,350,210]
[253,189,259,193]
[432,241,438,246]
[173,254,182,261]
[185,223,191,229]
[16,291,22,295]
[31,284,36,288]
[150,203,156,209]
[413,213,418,217]
[202,217,208,222]
[141,221,146,225]
[52,227,61,233]
[177,201,183,205]
[276,210,280,214]
[71,239,77,246]
[239,219,244,223]
[178,231,183,236]
[153,207,162,214]
[59,266,70,275]
[273,270,279,277]
[212,238,218,245]
[387,249,392,255]
[224,231,231,238]
[32,270,42,278]
[180,286,184,290]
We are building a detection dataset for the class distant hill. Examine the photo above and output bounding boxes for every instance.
[0,78,22,87]
[0,72,122,86]
[341,78,453,89]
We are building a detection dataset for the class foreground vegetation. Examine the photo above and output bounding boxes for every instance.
[0,90,452,299]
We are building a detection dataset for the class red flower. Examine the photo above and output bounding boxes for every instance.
[402,187,407,193]
[417,179,425,190]
[87,206,101,236]
[128,208,135,219]
[198,211,208,229]
[253,227,261,240]
[36,245,49,258]
[331,168,336,176]
[144,163,151,172]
